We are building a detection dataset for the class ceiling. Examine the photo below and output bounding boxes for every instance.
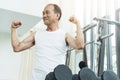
[0,8,41,36]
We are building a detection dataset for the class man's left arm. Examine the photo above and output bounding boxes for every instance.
[66,16,84,49]
[74,18,84,49]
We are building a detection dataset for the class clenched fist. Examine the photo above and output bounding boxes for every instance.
[69,16,79,24]
[11,20,22,29]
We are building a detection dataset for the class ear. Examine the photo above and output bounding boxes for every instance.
[56,13,60,20]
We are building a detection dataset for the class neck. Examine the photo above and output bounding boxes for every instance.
[46,23,59,32]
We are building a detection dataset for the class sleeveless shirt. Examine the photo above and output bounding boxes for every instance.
[34,29,67,73]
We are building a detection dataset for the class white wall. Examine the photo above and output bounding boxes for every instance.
[0,0,46,17]
[0,33,21,80]
[0,0,61,17]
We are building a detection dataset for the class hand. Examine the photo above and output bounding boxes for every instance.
[11,20,22,29]
[69,16,79,24]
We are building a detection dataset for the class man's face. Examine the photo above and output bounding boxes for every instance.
[42,5,58,25]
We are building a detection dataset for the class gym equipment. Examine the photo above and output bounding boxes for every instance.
[78,67,98,80]
[72,74,80,80]
[54,64,72,80]
[115,8,120,78]
[45,72,56,80]
[101,70,120,80]
[45,64,72,80]
[93,17,120,76]
[79,61,87,69]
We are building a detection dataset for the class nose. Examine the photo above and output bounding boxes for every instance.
[43,15,47,20]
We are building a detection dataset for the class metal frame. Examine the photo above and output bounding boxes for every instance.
[93,17,120,76]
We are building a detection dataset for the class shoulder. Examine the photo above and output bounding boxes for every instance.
[29,31,36,37]
[65,32,71,38]
[58,29,67,35]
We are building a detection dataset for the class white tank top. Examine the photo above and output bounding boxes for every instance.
[34,29,68,73]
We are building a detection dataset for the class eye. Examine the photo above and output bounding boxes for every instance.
[43,11,45,15]
[46,11,50,14]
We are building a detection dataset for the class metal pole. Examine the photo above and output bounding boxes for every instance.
[115,8,120,78]
[83,32,87,65]
[90,28,95,71]
[97,21,106,77]
[105,22,113,70]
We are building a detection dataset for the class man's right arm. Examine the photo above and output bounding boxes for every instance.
[11,20,35,52]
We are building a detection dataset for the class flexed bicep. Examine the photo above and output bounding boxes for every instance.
[13,32,35,52]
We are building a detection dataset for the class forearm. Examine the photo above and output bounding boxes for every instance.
[11,28,20,50]
[75,22,84,48]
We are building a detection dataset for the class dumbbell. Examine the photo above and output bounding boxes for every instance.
[101,70,120,80]
[45,64,73,80]
[78,67,99,80]
[71,61,88,80]
[45,72,56,80]
[72,74,80,80]
[54,64,72,80]
[79,61,87,69]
